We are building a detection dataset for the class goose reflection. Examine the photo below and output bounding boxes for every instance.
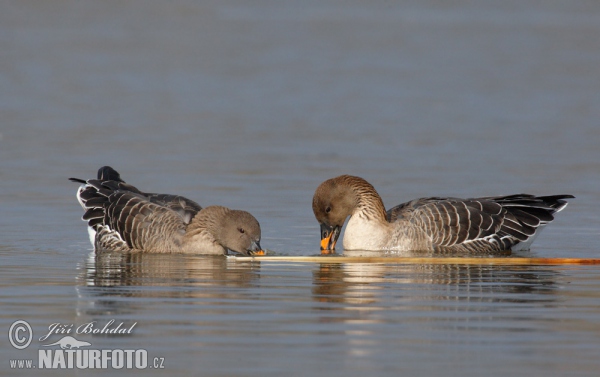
[312,250,561,307]
[79,251,261,291]
[310,250,562,362]
[74,252,262,346]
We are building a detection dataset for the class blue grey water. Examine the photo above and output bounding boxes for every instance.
[1,1,600,376]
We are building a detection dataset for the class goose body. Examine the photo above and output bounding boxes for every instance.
[70,166,263,255]
[312,175,573,254]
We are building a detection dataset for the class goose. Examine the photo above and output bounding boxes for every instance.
[70,166,264,256]
[312,175,573,254]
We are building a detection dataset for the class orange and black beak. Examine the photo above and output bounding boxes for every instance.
[247,241,265,256]
[320,223,341,253]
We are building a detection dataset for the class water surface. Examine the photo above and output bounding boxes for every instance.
[1,1,599,376]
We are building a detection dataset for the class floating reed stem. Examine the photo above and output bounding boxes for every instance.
[233,256,600,266]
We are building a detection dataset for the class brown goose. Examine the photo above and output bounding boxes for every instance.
[312,175,573,254]
[70,166,264,256]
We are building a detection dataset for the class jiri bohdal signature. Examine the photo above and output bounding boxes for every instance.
[38,320,137,342]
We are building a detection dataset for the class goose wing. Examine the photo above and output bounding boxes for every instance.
[386,194,573,252]
[75,179,188,251]
[143,193,203,224]
[72,166,203,225]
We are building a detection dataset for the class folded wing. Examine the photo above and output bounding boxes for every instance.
[70,166,203,251]
[387,194,573,253]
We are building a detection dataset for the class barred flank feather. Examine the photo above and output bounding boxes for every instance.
[70,167,200,252]
[386,193,572,252]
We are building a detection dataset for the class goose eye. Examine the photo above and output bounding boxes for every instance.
[325,206,331,213]
[238,228,245,234]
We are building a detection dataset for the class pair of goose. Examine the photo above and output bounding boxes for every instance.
[71,166,573,256]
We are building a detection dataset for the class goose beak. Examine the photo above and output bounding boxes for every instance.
[247,241,265,256]
[320,223,341,254]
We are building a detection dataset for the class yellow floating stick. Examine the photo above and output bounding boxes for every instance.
[233,256,600,266]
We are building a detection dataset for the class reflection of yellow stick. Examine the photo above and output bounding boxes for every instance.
[233,256,600,265]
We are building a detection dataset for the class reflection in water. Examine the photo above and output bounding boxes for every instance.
[81,251,260,289]
[75,251,262,324]
[313,262,559,305]
[313,249,558,306]
[79,250,560,308]
[74,249,563,366]
[311,259,561,361]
